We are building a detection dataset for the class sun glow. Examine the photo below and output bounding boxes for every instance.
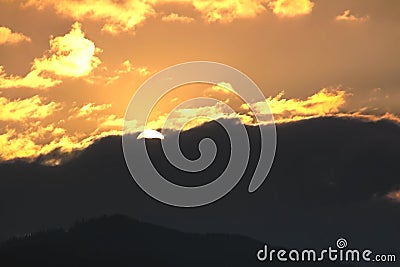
[137,129,164,139]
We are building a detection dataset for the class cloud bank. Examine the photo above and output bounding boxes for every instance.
[23,0,315,33]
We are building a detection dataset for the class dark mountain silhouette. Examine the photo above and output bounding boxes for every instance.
[0,117,399,266]
[0,214,355,267]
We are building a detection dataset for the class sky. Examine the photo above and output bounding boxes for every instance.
[0,0,399,163]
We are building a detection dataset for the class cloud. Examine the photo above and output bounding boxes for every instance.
[24,0,155,34]
[142,87,400,132]
[268,0,314,17]
[0,125,91,163]
[250,89,347,123]
[190,0,268,23]
[0,67,61,89]
[0,22,101,89]
[161,13,195,23]
[24,0,311,32]
[89,60,151,86]
[0,26,31,45]
[116,60,150,76]
[24,0,268,26]
[146,102,242,131]
[0,95,61,122]
[68,102,112,120]
[386,190,400,203]
[1,88,398,164]
[213,82,234,93]
[33,22,101,78]
[335,10,369,22]
[0,96,119,163]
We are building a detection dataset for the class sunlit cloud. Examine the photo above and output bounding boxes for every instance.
[0,125,94,163]
[89,60,151,86]
[0,26,31,45]
[0,95,61,122]
[33,22,101,78]
[0,67,61,89]
[386,190,400,203]
[250,89,347,123]
[146,102,242,130]
[190,0,268,23]
[116,60,151,76]
[210,82,234,94]
[23,0,306,32]
[68,102,112,120]
[268,0,314,18]
[335,10,369,22]
[0,22,101,89]
[0,95,120,163]
[161,13,195,23]
[24,0,155,34]
[0,87,398,164]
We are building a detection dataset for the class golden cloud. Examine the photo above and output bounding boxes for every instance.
[0,22,101,89]
[161,13,195,23]
[268,0,314,18]
[68,102,112,120]
[0,68,61,89]
[33,22,101,78]
[116,60,150,76]
[0,94,120,163]
[253,89,347,122]
[190,0,268,23]
[0,125,93,163]
[335,10,369,22]
[0,87,398,164]
[87,60,151,86]
[25,0,265,30]
[0,95,61,122]
[143,88,347,130]
[23,0,315,33]
[24,0,155,34]
[143,85,400,133]
[0,26,31,45]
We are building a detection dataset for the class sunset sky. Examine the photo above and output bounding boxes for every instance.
[0,0,399,162]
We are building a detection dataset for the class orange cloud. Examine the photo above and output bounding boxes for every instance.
[162,13,195,23]
[23,0,277,31]
[1,86,398,164]
[86,60,151,86]
[116,60,150,76]
[190,0,267,23]
[24,0,155,34]
[268,0,314,17]
[0,125,94,163]
[0,26,31,45]
[68,102,112,120]
[253,89,347,122]
[0,22,101,89]
[336,10,369,22]
[0,110,124,164]
[144,90,346,130]
[386,190,400,202]
[0,95,61,122]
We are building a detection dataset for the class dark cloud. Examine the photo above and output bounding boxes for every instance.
[0,117,399,259]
